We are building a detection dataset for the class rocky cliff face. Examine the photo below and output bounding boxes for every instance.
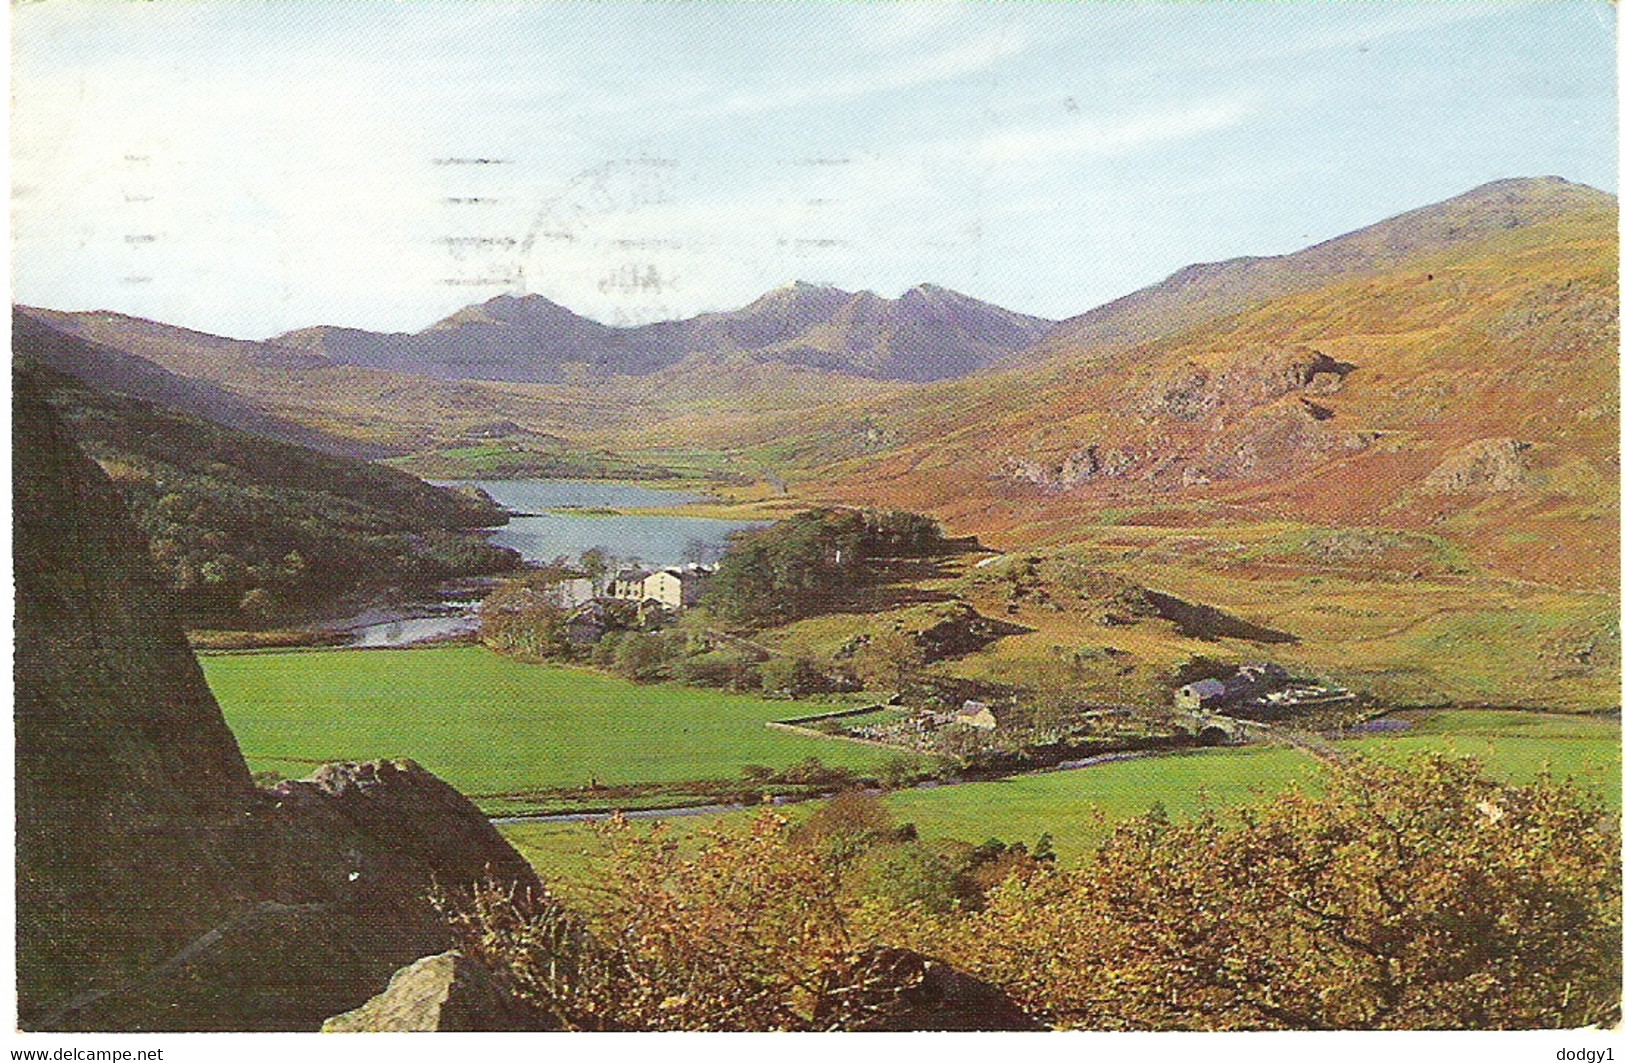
[14,373,540,1031]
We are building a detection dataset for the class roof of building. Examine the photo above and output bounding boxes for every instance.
[1183,678,1228,698]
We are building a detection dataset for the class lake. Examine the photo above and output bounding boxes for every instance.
[451,479,764,568]
[343,480,765,647]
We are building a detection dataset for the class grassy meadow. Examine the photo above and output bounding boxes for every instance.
[201,641,1617,904]
[204,645,891,810]
[499,707,1620,904]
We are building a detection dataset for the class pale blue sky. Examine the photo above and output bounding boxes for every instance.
[11,1,1617,338]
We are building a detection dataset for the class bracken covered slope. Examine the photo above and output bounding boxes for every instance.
[742,178,1618,594]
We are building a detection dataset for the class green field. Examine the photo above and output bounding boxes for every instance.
[204,645,891,806]
[876,710,1619,862]
[202,644,1618,896]
[500,708,1620,898]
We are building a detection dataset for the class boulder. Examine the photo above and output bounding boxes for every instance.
[845,948,1043,1032]
[14,373,257,1028]
[321,952,546,1032]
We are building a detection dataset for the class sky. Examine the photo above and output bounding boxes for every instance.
[10,0,1618,339]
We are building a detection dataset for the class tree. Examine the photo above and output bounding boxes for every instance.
[579,546,613,594]
[481,575,575,659]
[611,631,679,682]
[860,509,946,557]
[759,656,824,698]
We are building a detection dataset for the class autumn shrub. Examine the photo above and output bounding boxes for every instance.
[444,813,927,1030]
[448,753,1617,1031]
[668,647,761,691]
[794,790,899,864]
[923,753,1622,1030]
[609,630,681,682]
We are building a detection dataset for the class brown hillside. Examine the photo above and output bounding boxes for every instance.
[744,189,1618,594]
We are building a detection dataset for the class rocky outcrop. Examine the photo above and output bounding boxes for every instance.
[1421,438,1538,493]
[1139,347,1356,423]
[325,944,1042,1033]
[844,949,1043,1032]
[1002,347,1363,494]
[321,952,547,1032]
[1004,443,1137,492]
[15,373,257,1027]
[909,602,1021,661]
[14,374,540,1031]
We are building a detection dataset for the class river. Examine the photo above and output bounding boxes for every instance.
[341,479,764,647]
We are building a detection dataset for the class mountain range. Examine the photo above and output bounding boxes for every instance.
[274,281,1054,384]
[714,176,1618,592]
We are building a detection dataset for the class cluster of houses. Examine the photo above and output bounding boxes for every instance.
[1174,662,1353,719]
[557,564,715,645]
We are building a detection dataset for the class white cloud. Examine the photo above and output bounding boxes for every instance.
[717,27,1029,117]
[10,1,1614,335]
[971,96,1259,164]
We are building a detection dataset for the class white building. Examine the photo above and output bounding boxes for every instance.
[641,565,714,609]
[607,565,714,609]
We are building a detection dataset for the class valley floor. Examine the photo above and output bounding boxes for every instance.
[499,707,1619,909]
[199,646,1619,908]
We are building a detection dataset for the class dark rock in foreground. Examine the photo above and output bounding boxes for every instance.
[321,951,548,1032]
[846,948,1044,1032]
[14,374,540,1031]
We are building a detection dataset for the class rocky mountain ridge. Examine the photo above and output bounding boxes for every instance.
[275,280,1054,384]
[1008,176,1616,370]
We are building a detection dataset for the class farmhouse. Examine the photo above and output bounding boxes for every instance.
[554,578,597,609]
[1175,678,1228,712]
[642,564,715,609]
[608,568,653,601]
[1174,663,1352,719]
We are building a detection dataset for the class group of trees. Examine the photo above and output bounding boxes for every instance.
[481,507,949,693]
[705,508,947,628]
[445,753,1621,1031]
[35,364,519,629]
